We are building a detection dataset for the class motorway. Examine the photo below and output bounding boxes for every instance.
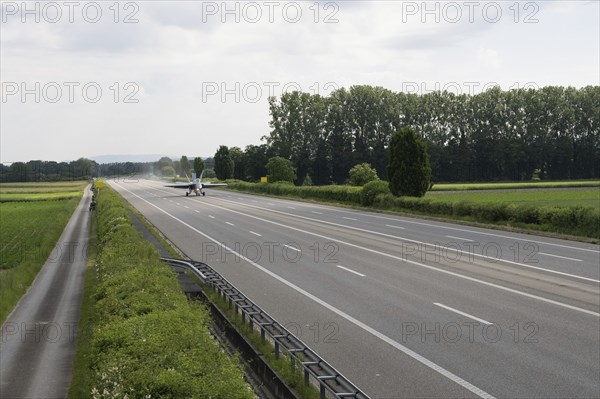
[110,179,600,399]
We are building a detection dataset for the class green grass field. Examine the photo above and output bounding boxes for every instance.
[425,189,600,209]
[0,181,87,322]
[430,180,600,191]
[0,181,87,202]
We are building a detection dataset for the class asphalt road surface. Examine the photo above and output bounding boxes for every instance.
[0,187,92,399]
[110,179,600,399]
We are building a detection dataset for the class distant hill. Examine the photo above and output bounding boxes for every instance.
[90,154,173,164]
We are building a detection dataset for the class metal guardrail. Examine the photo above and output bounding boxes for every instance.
[162,257,370,399]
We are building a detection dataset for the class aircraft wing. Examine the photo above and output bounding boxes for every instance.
[201,183,227,188]
[164,183,194,189]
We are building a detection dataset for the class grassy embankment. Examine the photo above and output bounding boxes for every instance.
[68,183,253,399]
[224,180,600,240]
[0,181,87,323]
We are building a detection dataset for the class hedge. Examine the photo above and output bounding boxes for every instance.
[226,181,599,239]
[85,185,253,399]
[373,194,599,238]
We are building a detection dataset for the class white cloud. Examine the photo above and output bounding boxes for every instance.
[1,0,598,162]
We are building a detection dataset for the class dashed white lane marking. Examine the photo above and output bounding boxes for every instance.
[434,303,492,325]
[336,265,366,277]
[385,224,405,230]
[446,235,474,242]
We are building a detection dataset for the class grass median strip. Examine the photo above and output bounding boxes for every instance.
[224,181,600,240]
[68,184,253,399]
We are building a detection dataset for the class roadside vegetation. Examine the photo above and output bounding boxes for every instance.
[69,183,252,399]
[224,181,600,239]
[0,181,86,323]
[429,180,600,191]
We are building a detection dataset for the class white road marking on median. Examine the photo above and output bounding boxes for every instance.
[268,203,275,206]
[385,224,405,229]
[343,217,357,221]
[434,303,492,325]
[312,211,323,215]
[184,205,190,209]
[284,244,300,252]
[213,198,599,284]
[249,231,262,237]
[110,181,496,399]
[168,200,173,202]
[197,198,600,316]
[336,265,366,277]
[370,216,600,254]
[207,214,214,218]
[287,206,296,210]
[446,235,474,242]
[252,200,258,203]
[226,222,235,226]
[539,252,582,262]
[176,202,181,206]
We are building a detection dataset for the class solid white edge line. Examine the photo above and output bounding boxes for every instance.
[336,265,366,277]
[223,188,599,255]
[343,217,358,221]
[372,215,600,254]
[111,181,496,399]
[190,195,600,317]
[446,235,475,242]
[312,211,323,215]
[539,252,582,262]
[139,182,600,315]
[434,303,492,325]
[209,197,599,283]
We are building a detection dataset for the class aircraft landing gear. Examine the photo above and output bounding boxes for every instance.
[202,191,206,196]
[186,192,189,197]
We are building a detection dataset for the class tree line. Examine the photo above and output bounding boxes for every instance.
[0,158,98,182]
[258,85,599,185]
[0,156,218,182]
[4,85,597,185]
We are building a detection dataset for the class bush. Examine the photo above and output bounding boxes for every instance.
[226,181,362,205]
[388,127,431,197]
[266,157,296,183]
[348,163,379,186]
[361,180,391,206]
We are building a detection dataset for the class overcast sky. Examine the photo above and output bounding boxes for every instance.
[1,0,598,163]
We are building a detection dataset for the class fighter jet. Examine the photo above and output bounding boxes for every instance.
[164,172,226,196]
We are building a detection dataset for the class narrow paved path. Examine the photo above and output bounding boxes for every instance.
[1,186,92,399]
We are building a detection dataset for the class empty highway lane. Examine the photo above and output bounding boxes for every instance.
[110,179,600,399]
